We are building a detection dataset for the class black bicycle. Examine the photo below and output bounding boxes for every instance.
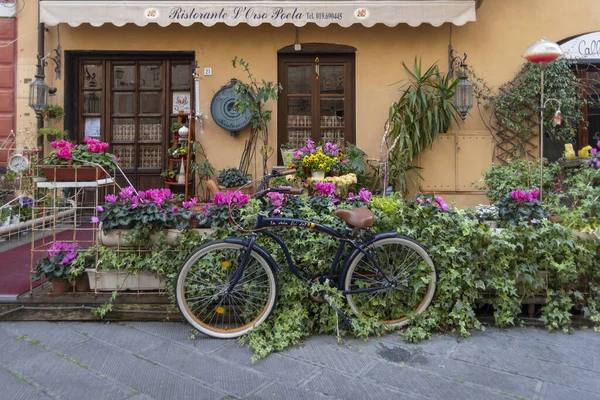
[175,169,437,339]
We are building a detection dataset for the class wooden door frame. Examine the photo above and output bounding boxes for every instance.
[277,45,356,165]
[65,51,194,188]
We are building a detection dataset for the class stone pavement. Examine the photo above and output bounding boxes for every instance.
[0,321,599,400]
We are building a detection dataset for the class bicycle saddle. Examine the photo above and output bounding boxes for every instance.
[333,208,374,229]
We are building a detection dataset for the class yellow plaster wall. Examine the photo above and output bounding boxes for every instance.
[15,0,600,206]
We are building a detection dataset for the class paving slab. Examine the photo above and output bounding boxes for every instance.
[1,321,90,351]
[0,328,48,367]
[7,351,132,400]
[59,339,225,400]
[247,381,335,400]
[139,341,271,398]
[214,344,321,385]
[0,366,52,400]
[541,382,600,400]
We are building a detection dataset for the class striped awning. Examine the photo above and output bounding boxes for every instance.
[39,0,477,28]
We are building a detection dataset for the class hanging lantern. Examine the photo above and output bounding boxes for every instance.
[454,71,473,120]
[28,75,49,113]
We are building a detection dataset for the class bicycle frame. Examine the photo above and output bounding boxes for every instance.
[226,212,396,295]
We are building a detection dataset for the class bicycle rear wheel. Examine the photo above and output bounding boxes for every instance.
[343,236,436,328]
[176,241,278,339]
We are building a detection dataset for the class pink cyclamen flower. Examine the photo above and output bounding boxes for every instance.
[171,207,179,213]
[114,156,121,162]
[91,216,99,224]
[96,205,104,212]
[182,197,198,209]
[592,148,598,157]
[314,182,336,197]
[105,194,118,203]
[416,198,423,205]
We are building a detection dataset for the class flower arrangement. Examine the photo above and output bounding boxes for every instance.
[33,241,77,282]
[290,139,350,178]
[495,189,546,225]
[346,188,372,206]
[474,204,499,221]
[97,186,194,232]
[586,140,600,168]
[167,145,188,159]
[160,169,178,182]
[44,138,119,170]
[199,190,251,228]
[413,195,450,214]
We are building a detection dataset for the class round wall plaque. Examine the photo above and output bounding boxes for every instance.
[210,81,253,135]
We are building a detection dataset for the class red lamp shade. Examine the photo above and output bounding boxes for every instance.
[523,37,563,64]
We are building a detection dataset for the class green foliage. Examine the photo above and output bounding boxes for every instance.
[170,122,183,133]
[37,128,68,139]
[218,168,247,188]
[477,159,560,202]
[41,104,65,120]
[160,169,177,179]
[494,60,584,148]
[386,58,460,193]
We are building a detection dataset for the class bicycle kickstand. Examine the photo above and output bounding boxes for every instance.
[321,292,353,331]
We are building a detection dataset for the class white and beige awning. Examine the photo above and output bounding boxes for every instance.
[39,0,477,28]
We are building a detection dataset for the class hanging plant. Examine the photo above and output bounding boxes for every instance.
[41,104,65,120]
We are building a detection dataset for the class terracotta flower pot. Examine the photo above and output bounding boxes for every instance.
[41,166,108,182]
[75,275,91,292]
[52,277,72,293]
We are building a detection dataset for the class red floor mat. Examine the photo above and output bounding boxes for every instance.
[0,228,95,297]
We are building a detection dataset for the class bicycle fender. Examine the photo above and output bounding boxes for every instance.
[223,237,281,272]
[337,231,402,290]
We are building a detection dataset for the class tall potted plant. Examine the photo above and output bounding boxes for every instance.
[33,241,78,293]
[386,57,461,194]
[232,57,282,177]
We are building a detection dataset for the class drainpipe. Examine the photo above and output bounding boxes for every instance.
[36,3,45,147]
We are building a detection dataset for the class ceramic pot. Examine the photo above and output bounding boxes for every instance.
[311,170,325,179]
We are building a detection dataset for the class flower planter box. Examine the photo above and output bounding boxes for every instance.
[85,268,166,291]
[41,166,108,182]
[99,228,213,247]
[280,149,296,166]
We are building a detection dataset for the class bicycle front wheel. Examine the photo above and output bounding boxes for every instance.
[344,237,436,328]
[176,241,278,339]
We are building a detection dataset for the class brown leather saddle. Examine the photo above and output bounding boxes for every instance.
[333,207,374,229]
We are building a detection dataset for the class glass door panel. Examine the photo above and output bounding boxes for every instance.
[288,66,312,94]
[287,97,312,148]
[320,65,344,94]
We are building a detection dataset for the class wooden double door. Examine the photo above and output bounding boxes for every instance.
[277,52,355,164]
[73,55,193,190]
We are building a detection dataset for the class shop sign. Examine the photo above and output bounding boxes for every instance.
[560,31,600,61]
[165,6,348,25]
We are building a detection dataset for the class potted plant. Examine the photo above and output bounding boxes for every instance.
[218,167,252,194]
[474,204,500,229]
[96,186,195,247]
[280,143,296,167]
[41,104,65,120]
[37,127,69,142]
[170,122,183,135]
[160,169,178,182]
[167,145,188,159]
[198,190,251,229]
[33,241,78,293]
[495,189,546,226]
[41,138,119,181]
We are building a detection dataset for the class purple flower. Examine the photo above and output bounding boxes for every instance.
[592,148,598,157]
[113,156,121,162]
[426,198,432,204]
[293,150,303,159]
[314,182,336,198]
[91,216,99,224]
[171,206,179,213]
[96,205,104,212]
[182,197,198,209]
[416,198,423,205]
[105,194,118,203]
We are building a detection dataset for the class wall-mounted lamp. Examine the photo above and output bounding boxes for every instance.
[448,45,473,120]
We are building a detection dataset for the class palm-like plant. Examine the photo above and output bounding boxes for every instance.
[387,57,461,193]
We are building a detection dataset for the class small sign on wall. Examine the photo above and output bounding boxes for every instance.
[84,117,101,138]
[172,92,191,114]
